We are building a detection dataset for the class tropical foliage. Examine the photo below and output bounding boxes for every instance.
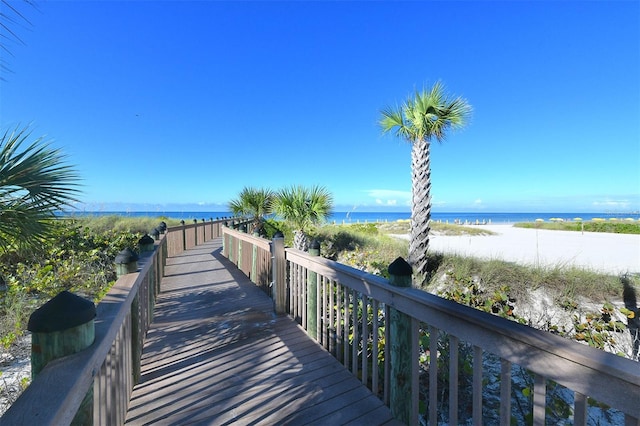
[0,218,143,349]
[228,186,274,235]
[380,81,471,286]
[0,125,81,252]
[272,185,333,251]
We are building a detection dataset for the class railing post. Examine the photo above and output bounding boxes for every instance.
[115,248,139,277]
[180,220,186,251]
[193,219,198,246]
[388,257,413,425]
[251,228,260,283]
[307,240,320,340]
[271,232,287,314]
[138,234,154,253]
[222,221,228,255]
[27,291,96,425]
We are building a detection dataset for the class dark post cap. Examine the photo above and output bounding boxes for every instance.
[158,221,167,232]
[388,257,412,276]
[273,231,284,239]
[180,220,185,225]
[28,291,96,333]
[115,247,139,264]
[151,227,160,238]
[139,234,154,245]
[310,240,321,250]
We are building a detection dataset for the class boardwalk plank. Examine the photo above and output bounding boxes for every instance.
[125,238,395,425]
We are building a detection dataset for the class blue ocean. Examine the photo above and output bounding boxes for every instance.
[60,211,640,225]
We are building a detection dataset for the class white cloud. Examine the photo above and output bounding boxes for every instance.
[367,189,410,207]
[592,199,631,208]
[474,199,482,205]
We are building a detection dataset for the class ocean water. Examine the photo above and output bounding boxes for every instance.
[61,211,640,225]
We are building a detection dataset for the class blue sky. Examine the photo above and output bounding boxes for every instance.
[1,1,638,213]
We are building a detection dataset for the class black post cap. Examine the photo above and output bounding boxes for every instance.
[388,257,412,276]
[273,231,284,239]
[158,221,167,232]
[310,240,321,250]
[28,291,96,333]
[139,234,154,245]
[115,247,139,264]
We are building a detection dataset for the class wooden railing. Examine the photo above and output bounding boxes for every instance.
[222,228,640,426]
[1,218,230,425]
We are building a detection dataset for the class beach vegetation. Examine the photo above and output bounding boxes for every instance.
[515,220,640,234]
[228,186,274,235]
[380,81,472,286]
[272,184,333,251]
[60,214,182,235]
[0,217,151,350]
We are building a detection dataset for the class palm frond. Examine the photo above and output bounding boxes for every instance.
[380,81,471,145]
[0,124,81,252]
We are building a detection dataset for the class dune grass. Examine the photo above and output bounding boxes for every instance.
[515,220,640,234]
[66,215,183,234]
[370,220,495,236]
[314,221,636,304]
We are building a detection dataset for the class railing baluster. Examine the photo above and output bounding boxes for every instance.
[574,392,587,426]
[429,325,438,426]
[343,286,350,369]
[500,360,512,426]
[384,303,391,406]
[352,289,358,375]
[450,335,459,426]
[473,345,483,425]
[411,317,419,425]
[372,299,379,396]
[336,282,342,362]
[289,264,295,319]
[361,294,369,386]
[533,373,546,426]
[322,276,328,348]
[316,272,321,341]
[301,265,307,330]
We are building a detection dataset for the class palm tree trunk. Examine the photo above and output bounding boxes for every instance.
[293,230,309,251]
[410,138,432,284]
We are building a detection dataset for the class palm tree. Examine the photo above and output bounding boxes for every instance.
[228,186,274,235]
[380,81,471,284]
[273,185,333,251]
[0,125,81,252]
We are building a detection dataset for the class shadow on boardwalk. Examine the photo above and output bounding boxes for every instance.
[125,238,399,425]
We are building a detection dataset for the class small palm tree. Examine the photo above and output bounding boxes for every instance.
[273,185,333,251]
[380,81,471,285]
[228,186,274,235]
[0,125,81,252]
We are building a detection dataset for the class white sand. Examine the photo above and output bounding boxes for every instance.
[397,225,640,274]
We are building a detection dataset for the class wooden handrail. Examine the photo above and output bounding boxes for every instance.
[221,231,640,425]
[1,218,230,425]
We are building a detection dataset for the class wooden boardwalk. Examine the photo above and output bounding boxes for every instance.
[125,238,400,426]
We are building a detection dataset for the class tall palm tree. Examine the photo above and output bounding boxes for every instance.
[380,81,471,285]
[0,125,81,252]
[228,186,274,235]
[273,185,333,251]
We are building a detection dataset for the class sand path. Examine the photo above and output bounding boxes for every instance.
[396,225,640,274]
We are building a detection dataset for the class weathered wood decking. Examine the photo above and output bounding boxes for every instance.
[125,238,399,425]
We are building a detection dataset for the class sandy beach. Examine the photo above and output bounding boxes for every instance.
[397,225,640,275]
